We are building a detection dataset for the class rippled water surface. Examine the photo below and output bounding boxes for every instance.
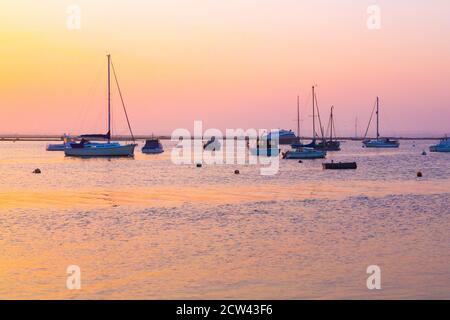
[0,140,449,299]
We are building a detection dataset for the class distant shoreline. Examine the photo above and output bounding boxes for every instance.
[0,135,444,142]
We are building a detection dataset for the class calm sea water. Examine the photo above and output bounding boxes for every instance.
[0,140,449,299]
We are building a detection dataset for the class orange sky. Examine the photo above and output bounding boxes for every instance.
[1,0,449,136]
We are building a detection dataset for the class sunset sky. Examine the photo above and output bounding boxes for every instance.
[1,0,449,136]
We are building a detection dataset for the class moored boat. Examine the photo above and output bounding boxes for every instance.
[322,162,357,170]
[363,138,399,148]
[64,55,136,158]
[283,147,326,159]
[316,106,341,151]
[65,141,136,157]
[142,138,164,154]
[264,129,298,145]
[362,97,399,148]
[46,135,76,151]
[429,136,450,152]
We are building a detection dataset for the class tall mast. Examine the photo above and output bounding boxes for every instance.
[107,54,111,143]
[376,96,379,140]
[330,106,334,141]
[355,117,358,139]
[312,86,315,141]
[297,95,300,139]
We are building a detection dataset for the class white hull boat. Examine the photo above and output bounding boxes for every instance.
[65,55,137,158]
[363,138,399,148]
[65,143,136,157]
[362,97,399,148]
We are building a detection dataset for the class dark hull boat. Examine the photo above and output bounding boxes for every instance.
[317,140,341,151]
[322,162,357,170]
[142,138,164,154]
[290,86,340,151]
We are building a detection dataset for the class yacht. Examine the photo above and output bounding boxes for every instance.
[429,136,450,152]
[142,138,164,154]
[65,55,137,157]
[362,97,399,148]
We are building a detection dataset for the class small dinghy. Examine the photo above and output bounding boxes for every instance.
[46,143,66,151]
[46,135,75,151]
[283,147,326,159]
[142,138,164,154]
[322,161,357,170]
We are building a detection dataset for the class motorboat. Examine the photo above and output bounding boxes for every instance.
[429,136,450,152]
[142,138,164,154]
[282,147,326,159]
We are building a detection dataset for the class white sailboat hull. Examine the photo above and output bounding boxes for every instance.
[363,139,399,148]
[65,143,136,157]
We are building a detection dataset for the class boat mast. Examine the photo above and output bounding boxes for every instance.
[312,86,315,141]
[107,54,111,143]
[330,106,334,142]
[376,96,379,140]
[297,95,300,139]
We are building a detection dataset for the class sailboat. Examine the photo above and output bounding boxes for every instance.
[317,106,341,151]
[284,86,326,159]
[291,86,323,149]
[65,55,137,157]
[362,97,399,148]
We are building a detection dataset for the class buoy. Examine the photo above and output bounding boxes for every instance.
[196,163,202,168]
[421,151,427,155]
[298,160,303,163]
[234,169,240,174]
[417,171,422,178]
[33,168,41,174]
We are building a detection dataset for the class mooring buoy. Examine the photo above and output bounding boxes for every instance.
[33,168,41,174]
[196,163,202,168]
[234,169,240,174]
[417,171,423,178]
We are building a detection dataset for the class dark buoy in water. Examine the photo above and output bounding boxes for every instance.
[421,150,427,155]
[196,163,202,168]
[298,160,303,163]
[234,169,240,174]
[33,168,41,174]
[417,171,423,178]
